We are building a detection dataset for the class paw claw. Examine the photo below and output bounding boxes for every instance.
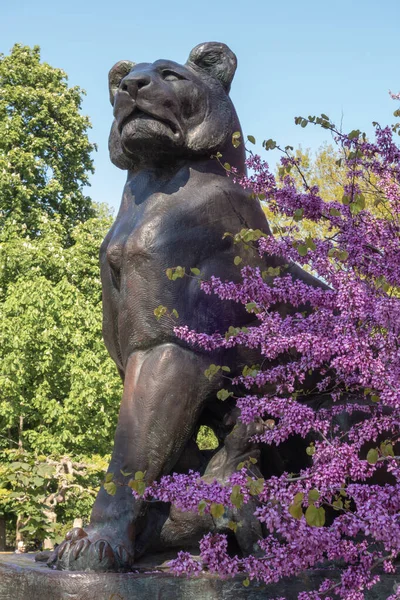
[72,538,90,560]
[57,541,69,560]
[66,527,88,542]
[115,544,133,568]
[93,539,114,564]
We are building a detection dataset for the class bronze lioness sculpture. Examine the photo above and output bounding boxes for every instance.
[49,42,323,572]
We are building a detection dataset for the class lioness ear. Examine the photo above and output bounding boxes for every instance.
[108,60,136,105]
[187,42,237,93]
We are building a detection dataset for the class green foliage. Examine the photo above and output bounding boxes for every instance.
[204,364,221,381]
[196,426,219,450]
[210,502,225,519]
[216,389,233,401]
[305,504,326,527]
[0,450,107,543]
[128,472,146,496]
[230,485,244,509]
[232,131,241,148]
[0,45,122,547]
[166,265,185,280]
[0,44,95,238]
[0,209,121,456]
[289,492,304,519]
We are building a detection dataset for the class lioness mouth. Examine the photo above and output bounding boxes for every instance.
[119,108,179,136]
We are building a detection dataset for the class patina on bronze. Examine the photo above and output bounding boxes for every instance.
[48,42,324,573]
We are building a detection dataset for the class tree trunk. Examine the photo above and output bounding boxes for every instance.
[43,509,57,550]
[0,516,6,551]
[18,415,23,450]
[15,515,23,545]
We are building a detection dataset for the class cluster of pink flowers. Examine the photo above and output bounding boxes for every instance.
[157,101,400,598]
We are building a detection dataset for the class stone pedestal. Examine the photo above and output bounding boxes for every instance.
[0,552,397,600]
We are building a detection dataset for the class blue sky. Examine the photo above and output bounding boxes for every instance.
[1,0,399,213]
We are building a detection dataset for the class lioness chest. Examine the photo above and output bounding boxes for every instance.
[100,175,242,356]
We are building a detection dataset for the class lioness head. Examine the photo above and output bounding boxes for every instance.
[108,42,244,170]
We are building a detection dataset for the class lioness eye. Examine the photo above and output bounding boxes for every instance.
[162,70,183,82]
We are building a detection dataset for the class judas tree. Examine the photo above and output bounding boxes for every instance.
[136,98,400,599]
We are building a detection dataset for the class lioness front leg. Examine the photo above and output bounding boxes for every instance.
[48,343,217,571]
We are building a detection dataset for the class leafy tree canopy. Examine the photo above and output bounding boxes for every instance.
[0,44,96,238]
[0,210,122,457]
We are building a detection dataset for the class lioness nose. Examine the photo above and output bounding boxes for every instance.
[120,73,151,99]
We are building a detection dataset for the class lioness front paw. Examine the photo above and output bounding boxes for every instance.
[47,527,134,572]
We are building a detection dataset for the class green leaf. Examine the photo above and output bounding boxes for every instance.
[367,448,379,465]
[297,245,308,257]
[234,256,242,266]
[171,309,179,319]
[154,305,167,320]
[105,472,114,483]
[308,489,320,503]
[306,237,316,251]
[249,457,257,465]
[380,441,395,458]
[329,207,341,217]
[245,302,258,312]
[332,499,343,511]
[247,135,256,145]
[198,500,207,515]
[293,208,304,221]
[221,366,231,373]
[292,492,304,505]
[305,505,325,527]
[135,470,145,480]
[128,479,146,495]
[263,139,277,150]
[120,470,132,477]
[36,464,54,478]
[232,131,241,148]
[306,445,316,456]
[171,266,185,280]
[103,481,117,496]
[348,129,360,140]
[190,267,201,276]
[350,202,362,215]
[243,578,250,587]
[242,365,260,377]
[32,476,44,487]
[230,485,244,509]
[224,162,231,171]
[217,388,233,401]
[248,478,264,496]
[289,502,303,520]
[210,503,225,519]
[204,364,221,381]
[227,520,238,532]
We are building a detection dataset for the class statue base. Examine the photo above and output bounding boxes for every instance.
[0,552,397,600]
